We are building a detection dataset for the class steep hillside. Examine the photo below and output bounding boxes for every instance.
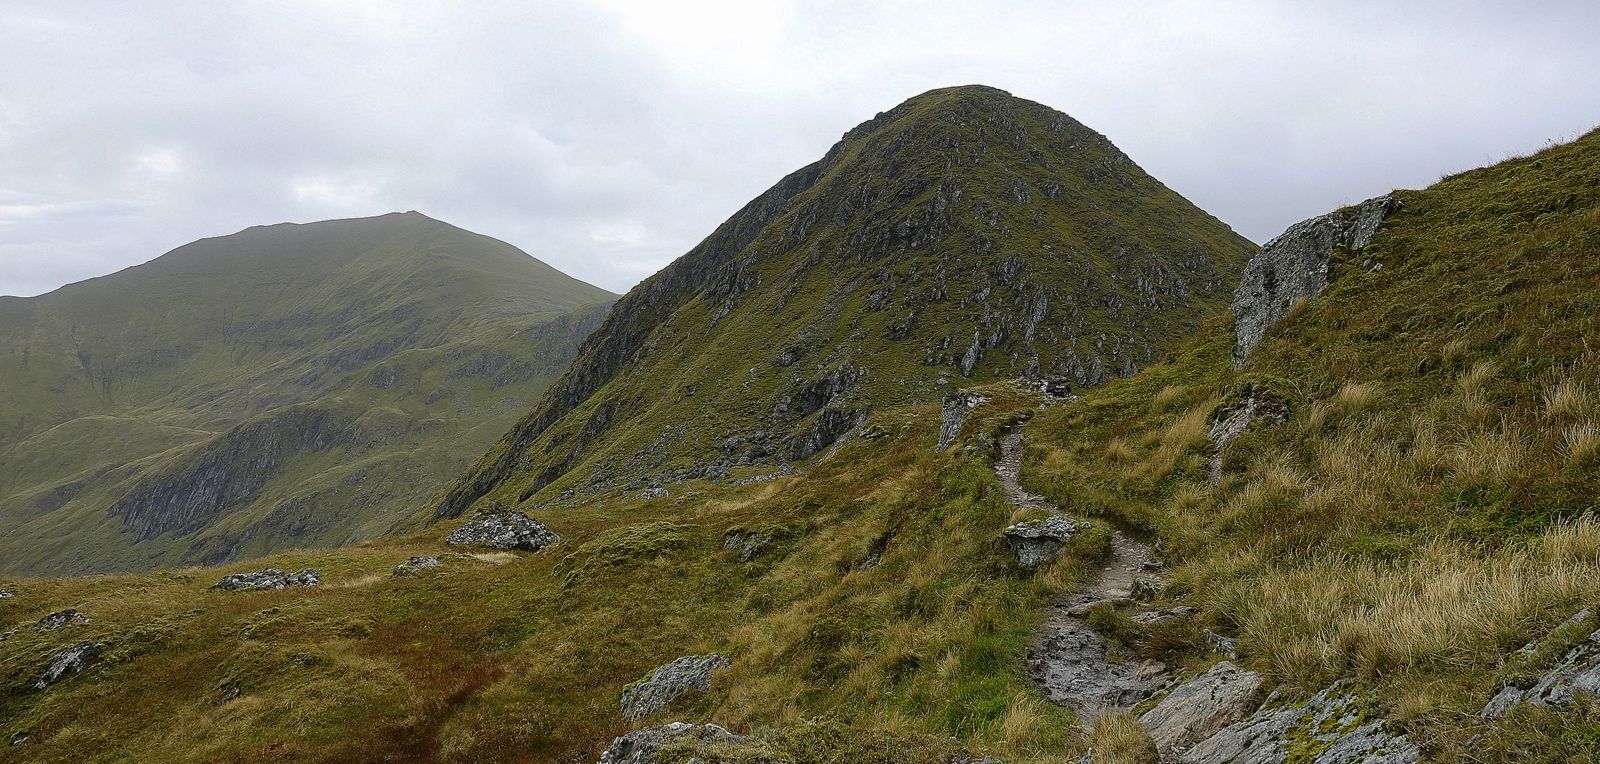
[0,213,614,574]
[3,105,1595,764]
[436,85,1256,517]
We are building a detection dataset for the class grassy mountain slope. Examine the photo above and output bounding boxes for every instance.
[0,212,614,574]
[435,85,1256,517]
[2,109,1596,764]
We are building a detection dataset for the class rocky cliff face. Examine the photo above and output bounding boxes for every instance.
[1231,194,1401,364]
[437,85,1258,516]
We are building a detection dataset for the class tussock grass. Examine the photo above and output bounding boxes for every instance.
[1084,711,1158,764]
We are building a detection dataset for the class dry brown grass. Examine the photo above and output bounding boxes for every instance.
[1083,711,1158,764]
[1543,377,1593,421]
[1202,517,1600,690]
[1561,421,1600,466]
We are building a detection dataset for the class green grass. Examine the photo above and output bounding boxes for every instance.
[1021,127,1600,756]
[0,392,1096,763]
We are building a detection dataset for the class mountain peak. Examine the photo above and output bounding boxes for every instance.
[434,88,1256,516]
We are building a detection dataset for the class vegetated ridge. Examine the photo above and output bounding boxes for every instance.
[0,212,614,574]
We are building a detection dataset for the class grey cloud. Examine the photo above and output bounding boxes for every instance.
[2,0,1598,297]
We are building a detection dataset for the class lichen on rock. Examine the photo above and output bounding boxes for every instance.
[1003,515,1079,569]
[1232,194,1401,365]
[595,721,744,764]
[619,654,730,721]
[446,503,559,552]
[213,567,320,591]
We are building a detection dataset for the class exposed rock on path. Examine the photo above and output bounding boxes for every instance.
[1154,677,1420,764]
[997,422,1163,723]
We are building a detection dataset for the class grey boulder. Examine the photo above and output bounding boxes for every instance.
[35,641,101,690]
[721,529,773,562]
[1232,194,1400,364]
[595,722,743,764]
[621,654,730,721]
[447,508,560,551]
[1003,515,1079,570]
[213,568,320,591]
[33,609,90,631]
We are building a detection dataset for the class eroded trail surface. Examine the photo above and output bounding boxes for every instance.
[996,424,1162,724]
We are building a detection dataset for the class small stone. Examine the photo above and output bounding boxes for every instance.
[446,505,560,551]
[1130,606,1198,626]
[595,722,744,764]
[391,555,442,577]
[1003,515,1079,570]
[1205,630,1240,660]
[1131,576,1164,601]
[0,589,13,599]
[640,487,669,499]
[33,609,90,631]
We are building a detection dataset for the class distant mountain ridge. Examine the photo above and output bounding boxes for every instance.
[0,212,614,574]
[436,85,1258,517]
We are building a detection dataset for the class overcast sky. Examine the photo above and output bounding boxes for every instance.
[2,1,1598,297]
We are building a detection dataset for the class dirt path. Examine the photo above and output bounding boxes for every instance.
[996,424,1162,724]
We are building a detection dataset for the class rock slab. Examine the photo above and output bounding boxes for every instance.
[1003,515,1079,569]
[621,654,730,721]
[35,641,101,690]
[1139,661,1264,755]
[1150,677,1420,764]
[1482,608,1600,718]
[1232,194,1400,364]
[938,390,990,450]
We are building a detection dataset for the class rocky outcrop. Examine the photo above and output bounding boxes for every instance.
[938,390,990,450]
[1145,674,1420,764]
[1207,383,1289,484]
[1003,515,1079,569]
[595,722,744,764]
[391,555,441,577]
[213,567,321,591]
[107,404,359,542]
[35,641,101,690]
[722,529,772,562]
[446,505,559,551]
[1482,608,1600,718]
[620,654,730,721]
[1139,661,1264,755]
[1232,194,1400,364]
[33,609,90,630]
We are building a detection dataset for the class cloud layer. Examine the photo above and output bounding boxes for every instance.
[3,0,1597,296]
